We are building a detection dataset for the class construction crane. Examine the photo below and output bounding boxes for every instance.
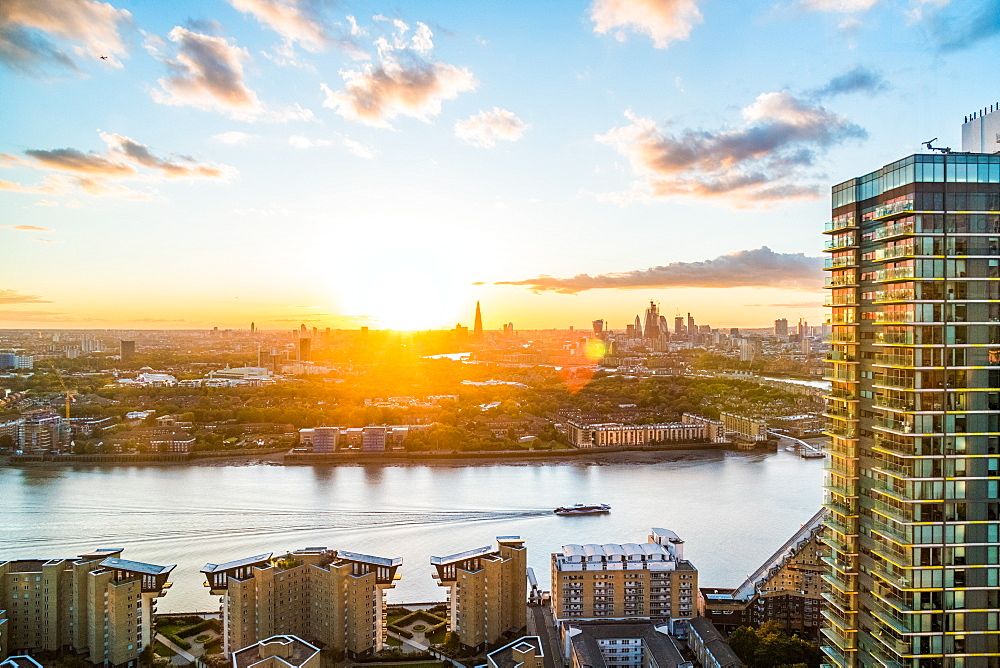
[44,361,75,420]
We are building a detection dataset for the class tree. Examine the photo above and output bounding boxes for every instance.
[729,626,759,663]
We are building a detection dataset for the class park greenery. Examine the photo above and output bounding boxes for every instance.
[728,622,824,667]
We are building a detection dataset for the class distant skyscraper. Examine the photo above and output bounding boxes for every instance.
[634,314,643,339]
[822,120,1000,667]
[774,318,788,337]
[643,300,660,340]
[250,321,255,334]
[659,315,669,338]
[797,318,807,337]
[298,338,311,362]
[119,340,136,362]
[593,320,604,336]
[474,301,483,339]
[687,313,695,334]
[674,315,685,336]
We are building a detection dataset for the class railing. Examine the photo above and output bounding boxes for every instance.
[874,354,915,367]
[825,255,859,269]
[825,276,859,287]
[825,216,858,232]
[872,289,916,302]
[872,244,916,262]
[825,236,858,251]
[871,199,915,220]
[827,352,857,362]
[873,376,915,389]
[873,395,916,411]
[870,219,916,241]
[874,267,916,281]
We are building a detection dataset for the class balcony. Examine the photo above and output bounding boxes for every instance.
[872,395,916,411]
[873,376,914,390]
[824,235,858,251]
[870,219,916,241]
[871,199,915,221]
[825,275,859,288]
[825,216,858,233]
[824,407,857,421]
[825,255,859,270]
[824,370,857,383]
[826,351,857,363]
[873,354,916,368]
[872,243,917,262]
[872,289,916,302]
[825,388,858,401]
[825,423,858,439]
[824,479,859,498]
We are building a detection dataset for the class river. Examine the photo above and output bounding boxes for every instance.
[0,447,824,613]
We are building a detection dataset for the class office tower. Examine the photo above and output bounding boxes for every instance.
[592,320,604,336]
[634,314,643,339]
[643,300,660,340]
[474,301,484,339]
[659,315,670,338]
[250,321,255,334]
[550,529,697,635]
[312,426,339,453]
[822,121,1000,667]
[119,340,136,362]
[298,337,311,362]
[203,548,402,658]
[687,312,695,335]
[797,318,807,338]
[801,337,811,355]
[625,324,636,339]
[775,318,789,337]
[0,549,173,666]
[431,537,527,651]
[362,426,386,452]
[674,315,685,336]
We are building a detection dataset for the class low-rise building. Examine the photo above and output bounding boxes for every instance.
[565,414,724,448]
[686,618,744,668]
[699,509,825,639]
[311,427,338,453]
[551,529,697,635]
[231,634,320,668]
[202,547,402,658]
[0,549,173,666]
[17,410,64,454]
[485,636,544,668]
[431,537,527,651]
[362,426,386,452]
[719,413,768,443]
[560,620,690,668]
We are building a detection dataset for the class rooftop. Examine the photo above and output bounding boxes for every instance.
[336,550,402,568]
[202,553,273,574]
[564,621,685,668]
[100,556,175,577]
[0,657,45,668]
[431,545,495,566]
[232,634,320,668]
[486,636,544,668]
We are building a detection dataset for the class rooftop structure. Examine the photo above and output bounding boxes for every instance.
[485,636,544,668]
[560,620,688,668]
[231,634,321,668]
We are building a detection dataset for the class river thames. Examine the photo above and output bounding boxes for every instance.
[0,447,824,612]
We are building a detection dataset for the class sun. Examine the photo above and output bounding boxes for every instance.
[337,268,470,331]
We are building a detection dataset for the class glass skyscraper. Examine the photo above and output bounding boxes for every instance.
[823,120,1000,668]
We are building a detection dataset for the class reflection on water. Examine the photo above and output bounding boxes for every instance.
[0,449,823,612]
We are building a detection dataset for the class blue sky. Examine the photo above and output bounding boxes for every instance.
[1,0,997,330]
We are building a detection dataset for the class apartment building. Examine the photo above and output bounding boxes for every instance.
[699,509,825,639]
[0,548,174,667]
[823,115,1000,666]
[485,636,544,668]
[202,547,402,658]
[551,529,697,635]
[565,414,724,448]
[430,536,527,651]
[559,620,688,668]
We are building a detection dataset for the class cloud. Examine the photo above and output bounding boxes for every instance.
[213,131,256,144]
[0,289,53,304]
[2,224,52,231]
[321,20,475,128]
[455,108,528,148]
[927,0,1000,52]
[589,0,703,48]
[801,0,880,11]
[810,65,889,97]
[289,134,333,149]
[151,27,260,114]
[495,247,823,294]
[0,309,78,322]
[0,0,131,75]
[2,131,234,199]
[595,91,866,204]
[227,0,363,57]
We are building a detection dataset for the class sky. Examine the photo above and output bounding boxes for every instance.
[1,0,997,332]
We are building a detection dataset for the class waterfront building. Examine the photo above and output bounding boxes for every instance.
[551,529,697,635]
[564,414,723,448]
[485,636,544,668]
[231,634,321,668]
[719,413,768,444]
[431,536,527,651]
[699,509,825,639]
[0,549,173,666]
[202,548,401,658]
[559,620,687,668]
[362,426,386,452]
[822,115,1000,666]
[687,618,744,668]
[311,426,338,453]
[17,410,63,454]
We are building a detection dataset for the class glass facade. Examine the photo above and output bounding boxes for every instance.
[823,152,1000,668]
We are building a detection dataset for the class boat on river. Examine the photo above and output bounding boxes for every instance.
[554,503,611,516]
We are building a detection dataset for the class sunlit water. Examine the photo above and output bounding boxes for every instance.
[0,449,824,613]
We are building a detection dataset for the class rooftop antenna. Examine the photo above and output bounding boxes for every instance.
[923,138,951,154]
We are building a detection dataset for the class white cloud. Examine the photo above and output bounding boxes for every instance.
[455,108,528,148]
[590,0,704,49]
[288,135,333,149]
[321,20,475,128]
[213,131,256,145]
[0,0,132,74]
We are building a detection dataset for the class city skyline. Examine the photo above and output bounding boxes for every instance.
[2,0,997,330]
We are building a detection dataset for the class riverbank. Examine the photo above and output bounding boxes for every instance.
[0,440,769,468]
